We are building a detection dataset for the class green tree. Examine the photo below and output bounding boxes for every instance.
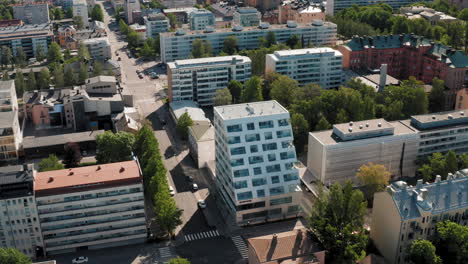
[434,221,468,264]
[335,108,349,124]
[459,8,468,21]
[63,48,72,61]
[227,80,242,103]
[73,16,84,29]
[315,116,331,131]
[223,35,238,55]
[176,112,194,140]
[270,75,298,108]
[37,68,50,89]
[91,5,104,21]
[0,248,31,264]
[262,71,281,100]
[167,13,177,28]
[78,43,90,61]
[140,41,154,59]
[168,257,190,264]
[93,61,103,76]
[27,69,36,91]
[445,150,458,174]
[53,64,64,88]
[242,76,263,102]
[291,113,309,153]
[391,15,410,34]
[38,154,65,172]
[213,87,232,106]
[266,31,276,47]
[14,69,25,96]
[14,47,26,68]
[308,181,367,263]
[96,131,136,164]
[428,78,445,112]
[458,153,468,169]
[119,19,129,34]
[36,44,45,62]
[64,64,75,86]
[78,62,88,84]
[47,42,63,64]
[408,239,442,264]
[127,29,142,49]
[65,7,73,19]
[356,162,391,202]
[418,164,433,182]
[156,196,183,237]
[1,46,12,69]
[286,34,301,48]
[191,38,206,58]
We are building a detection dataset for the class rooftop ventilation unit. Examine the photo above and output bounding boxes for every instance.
[175,29,186,36]
[286,21,297,28]
[233,25,243,31]
[461,111,464,116]
[432,115,436,119]
[312,19,323,26]
[448,114,453,119]
[359,125,363,129]
[348,127,353,132]
[366,122,369,127]
[378,122,382,127]
[204,26,214,33]
[349,121,353,126]
[259,22,270,29]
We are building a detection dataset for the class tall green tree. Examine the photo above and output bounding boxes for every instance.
[242,76,263,102]
[176,112,193,140]
[119,19,129,34]
[14,69,25,96]
[27,69,36,91]
[308,181,367,263]
[167,13,177,28]
[14,47,26,68]
[63,48,72,61]
[91,5,104,21]
[213,87,232,106]
[65,7,73,19]
[93,61,103,76]
[291,113,309,153]
[408,239,442,264]
[191,39,207,58]
[270,75,299,108]
[37,68,50,89]
[356,162,391,202]
[36,44,45,62]
[223,35,238,55]
[227,80,243,103]
[73,16,84,29]
[63,142,82,168]
[64,64,75,86]
[315,116,331,131]
[1,46,12,69]
[78,43,90,61]
[0,248,31,264]
[262,71,281,100]
[445,150,458,174]
[266,31,276,47]
[434,221,468,264]
[96,131,136,164]
[428,78,446,112]
[78,62,88,84]
[140,41,154,59]
[53,64,64,88]
[286,34,301,48]
[38,154,65,172]
[47,42,63,64]
[155,196,183,238]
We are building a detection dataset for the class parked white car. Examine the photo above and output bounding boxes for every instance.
[169,185,175,196]
[72,256,88,264]
[197,200,206,209]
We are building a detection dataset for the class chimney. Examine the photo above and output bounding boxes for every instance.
[120,167,125,173]
[379,64,387,92]
[435,175,442,183]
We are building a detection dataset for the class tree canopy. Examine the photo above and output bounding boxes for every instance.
[91,5,104,22]
[242,76,263,102]
[38,154,65,172]
[0,248,31,264]
[168,257,190,264]
[176,112,194,140]
[227,80,243,103]
[223,35,238,55]
[356,162,391,202]
[434,220,468,264]
[408,239,442,264]
[96,131,136,164]
[213,87,232,106]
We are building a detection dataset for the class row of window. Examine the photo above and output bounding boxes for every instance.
[226,119,290,133]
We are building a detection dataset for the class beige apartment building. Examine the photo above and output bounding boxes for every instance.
[371,173,468,264]
[278,1,325,24]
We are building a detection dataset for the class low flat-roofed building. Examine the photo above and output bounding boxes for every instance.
[35,160,147,255]
[247,229,325,264]
[84,75,118,94]
[82,37,112,61]
[144,13,169,39]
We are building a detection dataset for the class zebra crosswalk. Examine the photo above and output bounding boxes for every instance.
[231,235,248,259]
[184,229,220,242]
[158,246,173,258]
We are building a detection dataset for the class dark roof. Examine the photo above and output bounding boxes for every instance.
[0,164,33,185]
[23,130,105,149]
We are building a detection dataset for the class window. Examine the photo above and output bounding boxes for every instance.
[264,132,273,140]
[283,173,298,182]
[245,133,260,142]
[234,169,249,178]
[253,167,262,175]
[227,124,242,132]
[285,162,294,170]
[270,196,292,206]
[280,151,295,160]
[277,129,292,138]
[234,181,248,189]
[228,136,241,144]
[230,147,246,155]
[267,153,276,161]
[269,208,282,215]
[278,119,289,126]
[237,191,253,201]
[281,141,291,148]
[249,156,264,164]
[247,123,255,130]
[262,143,277,151]
[230,158,244,167]
[270,186,284,196]
[287,205,300,213]
[271,176,280,184]
[250,145,258,153]
[256,189,265,198]
[266,164,281,173]
[259,120,274,129]
[252,178,267,186]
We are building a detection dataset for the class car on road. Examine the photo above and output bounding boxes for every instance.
[197,200,206,209]
[72,256,88,264]
[169,186,175,196]
[150,72,159,79]
[192,183,198,192]
[138,73,144,79]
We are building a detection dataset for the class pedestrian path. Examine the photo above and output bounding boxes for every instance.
[231,235,248,259]
[158,246,174,258]
[184,229,220,242]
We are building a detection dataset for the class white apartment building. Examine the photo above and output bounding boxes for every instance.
[73,0,89,27]
[233,7,261,27]
[160,20,337,62]
[35,160,147,255]
[307,109,468,185]
[189,9,215,31]
[213,101,302,225]
[325,0,422,16]
[0,80,21,161]
[0,164,45,259]
[167,55,251,106]
[124,0,141,24]
[371,173,468,264]
[82,37,112,60]
[265,47,343,88]
[144,13,170,39]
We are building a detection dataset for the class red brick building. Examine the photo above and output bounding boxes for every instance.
[338,34,468,109]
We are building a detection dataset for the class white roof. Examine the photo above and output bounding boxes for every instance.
[168,55,251,69]
[274,47,341,57]
[170,101,209,122]
[299,6,322,14]
[214,100,289,120]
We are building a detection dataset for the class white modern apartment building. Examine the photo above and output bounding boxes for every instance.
[13,2,50,25]
[0,164,45,259]
[144,13,170,39]
[73,0,89,27]
[167,55,251,106]
[189,9,215,31]
[214,101,302,225]
[0,80,21,161]
[325,0,422,16]
[307,109,468,185]
[371,173,468,264]
[35,160,147,255]
[82,37,112,60]
[265,47,343,88]
[233,7,261,27]
[160,20,337,62]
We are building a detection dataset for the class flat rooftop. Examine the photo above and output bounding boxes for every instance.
[333,118,392,135]
[0,164,34,186]
[0,23,52,40]
[215,100,289,120]
[272,47,341,58]
[168,55,251,69]
[410,109,468,130]
[22,130,105,149]
[170,100,209,122]
[82,37,110,44]
[35,160,141,195]
[0,111,15,128]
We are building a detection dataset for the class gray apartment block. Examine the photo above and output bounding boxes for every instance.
[144,13,170,39]
[325,0,425,16]
[13,3,50,25]
[189,9,215,31]
[233,7,261,27]
[160,20,337,62]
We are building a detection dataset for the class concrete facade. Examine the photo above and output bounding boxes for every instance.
[167,56,251,106]
[233,7,261,27]
[214,101,302,225]
[124,0,141,24]
[0,23,52,59]
[371,174,468,264]
[265,47,343,88]
[189,9,215,31]
[144,13,169,39]
[82,37,112,61]
[160,20,337,62]
[13,3,50,25]
[0,80,21,161]
[73,0,89,27]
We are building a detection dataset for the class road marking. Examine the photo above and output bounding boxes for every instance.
[231,236,248,259]
[184,229,221,242]
[158,247,173,258]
